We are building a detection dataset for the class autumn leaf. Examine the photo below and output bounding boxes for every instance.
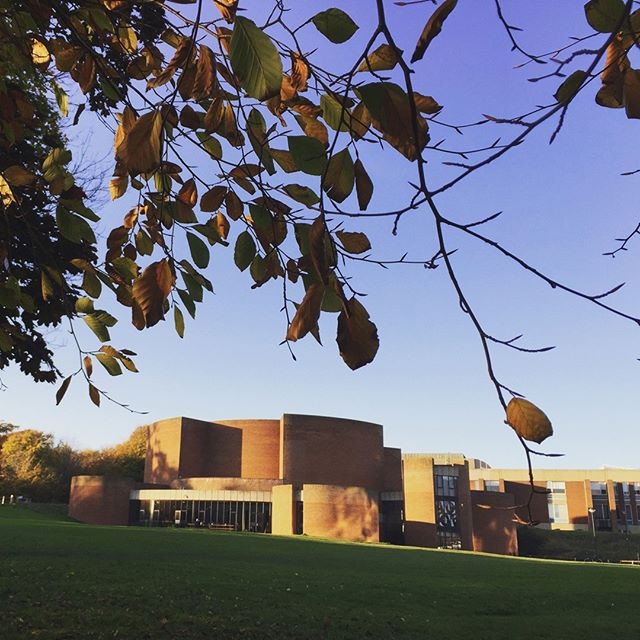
[354,159,373,211]
[411,0,458,63]
[336,297,379,370]
[131,259,175,328]
[287,282,324,341]
[115,110,163,174]
[505,397,553,444]
[358,44,402,73]
[336,230,371,254]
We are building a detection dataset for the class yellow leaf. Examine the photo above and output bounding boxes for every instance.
[109,175,128,200]
[0,175,16,207]
[505,398,553,444]
[41,271,54,301]
[118,25,138,54]
[31,38,51,67]
[290,53,309,92]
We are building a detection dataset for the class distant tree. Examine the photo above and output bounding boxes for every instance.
[2,1,640,512]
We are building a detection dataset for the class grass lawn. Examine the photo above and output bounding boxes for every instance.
[1,507,639,639]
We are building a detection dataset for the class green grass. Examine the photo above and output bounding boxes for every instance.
[1,507,639,640]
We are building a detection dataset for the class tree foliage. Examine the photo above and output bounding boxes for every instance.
[0,425,146,501]
[2,0,640,501]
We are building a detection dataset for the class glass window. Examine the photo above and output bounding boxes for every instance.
[548,502,568,524]
[485,480,500,492]
[547,481,566,494]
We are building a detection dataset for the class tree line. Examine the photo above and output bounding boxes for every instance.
[0,422,145,502]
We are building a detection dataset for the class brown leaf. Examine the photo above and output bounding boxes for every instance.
[336,297,379,370]
[89,382,101,407]
[358,44,402,73]
[309,214,329,283]
[216,212,230,239]
[201,186,227,211]
[623,69,640,119]
[83,355,93,378]
[55,376,72,406]
[215,0,238,23]
[354,159,373,211]
[192,45,218,99]
[286,282,324,341]
[147,37,193,90]
[75,56,97,94]
[177,178,198,207]
[225,190,243,220]
[290,53,309,92]
[411,0,458,64]
[131,259,175,328]
[336,230,371,254]
[115,110,163,174]
[413,92,443,115]
[505,398,553,444]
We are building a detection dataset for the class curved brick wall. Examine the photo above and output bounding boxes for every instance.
[280,414,384,490]
[302,484,379,542]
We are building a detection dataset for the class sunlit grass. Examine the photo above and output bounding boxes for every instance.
[1,507,638,639]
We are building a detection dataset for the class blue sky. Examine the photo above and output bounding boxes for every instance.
[2,1,639,470]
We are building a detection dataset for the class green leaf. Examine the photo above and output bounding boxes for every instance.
[196,132,223,159]
[174,305,185,338]
[56,207,96,244]
[288,136,327,175]
[247,108,275,174]
[284,184,320,206]
[323,148,354,203]
[230,16,283,101]
[584,0,626,33]
[84,313,111,342]
[270,149,298,173]
[554,70,588,104]
[234,230,256,271]
[95,353,123,376]
[75,297,95,313]
[177,288,197,319]
[82,270,102,298]
[320,94,350,132]
[312,8,359,44]
[187,232,210,269]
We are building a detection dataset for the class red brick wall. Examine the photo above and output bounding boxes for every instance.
[214,419,280,478]
[144,418,182,483]
[383,447,403,491]
[402,456,437,548]
[68,476,135,525]
[471,490,518,555]
[280,414,384,490]
[504,480,549,524]
[302,484,379,542]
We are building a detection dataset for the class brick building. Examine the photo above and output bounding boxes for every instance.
[68,414,640,555]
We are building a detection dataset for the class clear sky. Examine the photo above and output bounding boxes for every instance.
[2,1,639,470]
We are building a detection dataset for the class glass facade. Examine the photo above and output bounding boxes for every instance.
[434,472,461,549]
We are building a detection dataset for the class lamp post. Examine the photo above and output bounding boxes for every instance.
[588,507,598,560]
